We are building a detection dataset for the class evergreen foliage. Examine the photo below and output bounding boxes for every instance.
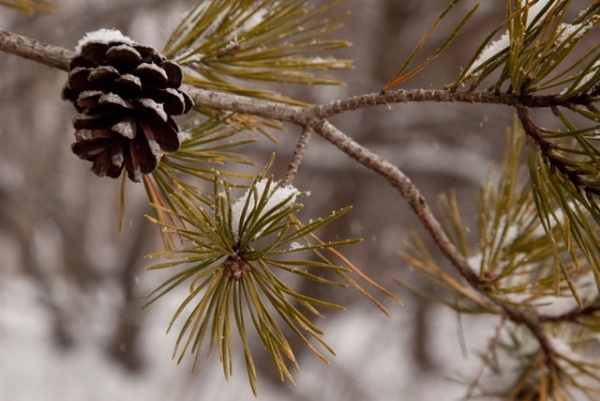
[397,1,600,399]
[4,0,600,399]
[163,0,352,105]
[136,0,399,393]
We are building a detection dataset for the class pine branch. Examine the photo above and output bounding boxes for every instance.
[3,28,596,116]
[185,85,597,123]
[518,105,598,198]
[498,303,561,376]
[285,126,313,183]
[0,28,486,289]
[0,35,541,278]
[310,119,482,286]
[539,304,600,323]
[315,89,597,117]
[1,27,594,392]
[0,28,72,70]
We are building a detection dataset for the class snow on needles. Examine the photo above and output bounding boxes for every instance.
[533,271,598,317]
[231,179,301,241]
[75,28,135,52]
[467,0,552,76]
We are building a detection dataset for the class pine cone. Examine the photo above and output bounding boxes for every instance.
[62,29,193,182]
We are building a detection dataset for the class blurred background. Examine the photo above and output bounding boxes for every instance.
[0,1,517,400]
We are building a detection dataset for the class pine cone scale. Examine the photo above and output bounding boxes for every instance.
[73,114,118,130]
[63,29,194,182]
[105,45,142,71]
[133,63,169,87]
[111,118,137,139]
[147,87,187,115]
[127,134,161,181]
[138,114,179,152]
[161,61,183,87]
[114,74,143,97]
[137,97,168,122]
[87,65,120,88]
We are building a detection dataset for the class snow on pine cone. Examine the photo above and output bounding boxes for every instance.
[62,29,194,182]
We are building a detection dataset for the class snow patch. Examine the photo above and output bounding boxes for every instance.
[527,0,552,26]
[289,241,303,250]
[577,59,600,90]
[468,253,483,274]
[231,179,302,240]
[467,0,553,76]
[468,32,510,76]
[534,271,599,316]
[75,28,135,52]
[177,130,192,143]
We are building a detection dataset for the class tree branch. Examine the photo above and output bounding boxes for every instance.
[0,28,73,71]
[1,28,592,117]
[309,119,483,286]
[313,89,595,118]
[539,304,600,323]
[285,126,313,183]
[0,27,569,380]
[517,105,600,198]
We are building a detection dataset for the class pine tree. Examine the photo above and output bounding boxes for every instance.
[2,0,600,399]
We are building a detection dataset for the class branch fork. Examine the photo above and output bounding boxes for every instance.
[0,26,586,392]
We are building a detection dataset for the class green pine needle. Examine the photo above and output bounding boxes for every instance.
[143,173,396,393]
[400,116,598,306]
[399,115,600,399]
[142,115,257,247]
[450,0,600,94]
[163,0,352,104]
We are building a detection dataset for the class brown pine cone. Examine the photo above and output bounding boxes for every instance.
[62,29,193,182]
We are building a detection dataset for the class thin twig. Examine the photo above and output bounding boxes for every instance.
[308,119,483,286]
[0,28,592,116]
[285,126,313,183]
[0,28,568,375]
[539,304,600,323]
[498,304,560,374]
[188,87,309,123]
[517,105,593,196]
[313,89,589,118]
[0,28,73,70]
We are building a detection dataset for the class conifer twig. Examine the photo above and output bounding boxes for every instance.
[285,126,313,183]
[539,304,600,323]
[517,105,594,196]
[0,28,487,284]
[0,28,72,70]
[308,119,483,286]
[0,28,582,382]
[1,28,594,114]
